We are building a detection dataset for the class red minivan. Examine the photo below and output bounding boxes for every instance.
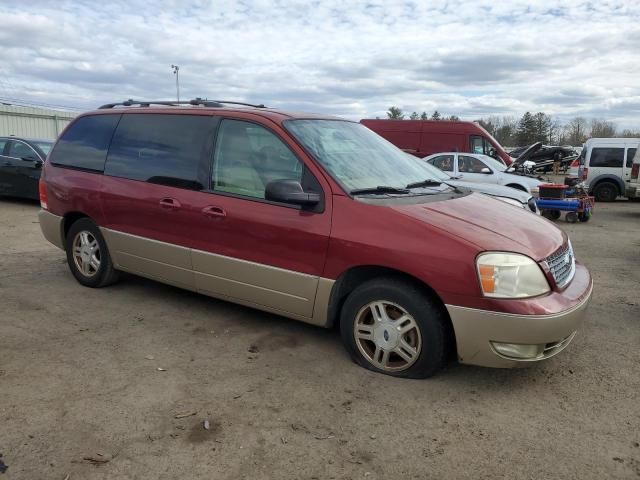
[360,119,513,165]
[39,100,592,378]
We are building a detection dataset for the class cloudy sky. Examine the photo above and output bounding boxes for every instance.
[1,0,639,127]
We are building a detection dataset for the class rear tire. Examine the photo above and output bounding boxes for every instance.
[339,278,450,378]
[566,211,578,223]
[65,218,120,288]
[592,182,618,202]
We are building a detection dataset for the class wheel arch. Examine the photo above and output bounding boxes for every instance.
[589,175,623,194]
[325,265,457,356]
[505,183,527,192]
[62,211,91,242]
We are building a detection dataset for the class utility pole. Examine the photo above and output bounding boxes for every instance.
[171,64,180,101]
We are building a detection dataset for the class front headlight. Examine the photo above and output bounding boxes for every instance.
[477,252,550,298]
[496,196,526,209]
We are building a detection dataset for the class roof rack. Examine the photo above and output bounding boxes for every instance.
[98,97,267,109]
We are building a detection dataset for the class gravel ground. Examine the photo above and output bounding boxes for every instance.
[1,196,639,480]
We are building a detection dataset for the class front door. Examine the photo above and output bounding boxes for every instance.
[188,118,332,319]
[2,140,42,198]
[457,154,499,184]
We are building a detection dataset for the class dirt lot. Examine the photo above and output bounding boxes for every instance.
[1,197,639,480]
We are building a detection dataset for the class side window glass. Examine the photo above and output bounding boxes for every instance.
[213,119,302,199]
[626,148,637,168]
[8,141,37,160]
[105,114,215,190]
[0,139,7,155]
[431,155,454,172]
[590,148,624,168]
[470,136,484,154]
[50,114,121,172]
[459,155,487,173]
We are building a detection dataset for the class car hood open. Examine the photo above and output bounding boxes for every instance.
[510,141,543,166]
[391,192,564,260]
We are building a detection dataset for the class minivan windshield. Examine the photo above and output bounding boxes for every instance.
[286,120,449,193]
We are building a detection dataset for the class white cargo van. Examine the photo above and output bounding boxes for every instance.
[577,138,639,201]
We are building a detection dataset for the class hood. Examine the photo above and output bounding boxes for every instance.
[447,180,531,203]
[511,141,543,165]
[391,192,564,260]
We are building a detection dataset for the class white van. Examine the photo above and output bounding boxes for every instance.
[577,138,639,201]
[625,148,640,200]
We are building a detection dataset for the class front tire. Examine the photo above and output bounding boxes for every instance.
[65,218,120,288]
[339,278,450,378]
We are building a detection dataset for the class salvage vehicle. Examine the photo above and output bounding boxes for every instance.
[413,156,539,213]
[424,151,542,195]
[360,119,514,165]
[0,136,52,200]
[575,138,639,201]
[39,99,593,378]
[509,144,578,172]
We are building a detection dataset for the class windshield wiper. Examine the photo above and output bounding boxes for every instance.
[350,186,411,195]
[406,179,442,189]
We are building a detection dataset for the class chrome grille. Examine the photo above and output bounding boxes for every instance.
[545,242,575,288]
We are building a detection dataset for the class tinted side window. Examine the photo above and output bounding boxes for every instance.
[459,155,488,173]
[213,119,303,199]
[8,141,38,160]
[0,139,7,155]
[50,114,121,172]
[430,155,454,172]
[590,147,624,168]
[626,148,637,168]
[105,114,216,190]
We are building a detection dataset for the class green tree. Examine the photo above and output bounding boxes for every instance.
[532,112,551,143]
[447,115,460,121]
[431,110,441,121]
[516,112,537,145]
[386,106,404,119]
[420,111,429,120]
[409,111,419,120]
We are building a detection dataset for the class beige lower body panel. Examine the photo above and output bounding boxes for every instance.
[38,210,65,250]
[446,281,593,368]
[100,228,334,327]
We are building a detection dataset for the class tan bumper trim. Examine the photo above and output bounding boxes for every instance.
[38,210,64,250]
[446,281,593,368]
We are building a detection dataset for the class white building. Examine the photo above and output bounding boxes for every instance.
[0,104,77,140]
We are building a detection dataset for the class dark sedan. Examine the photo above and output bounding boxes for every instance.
[0,137,53,200]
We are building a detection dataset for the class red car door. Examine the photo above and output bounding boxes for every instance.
[188,118,332,320]
[99,112,218,289]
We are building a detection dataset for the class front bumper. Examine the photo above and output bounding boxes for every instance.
[625,184,640,199]
[446,274,593,368]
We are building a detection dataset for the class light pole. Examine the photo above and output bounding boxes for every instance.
[171,64,180,101]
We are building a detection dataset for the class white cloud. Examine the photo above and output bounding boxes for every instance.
[0,0,638,128]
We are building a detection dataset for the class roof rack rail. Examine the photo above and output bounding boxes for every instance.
[98,98,267,109]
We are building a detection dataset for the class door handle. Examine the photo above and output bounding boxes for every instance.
[202,206,226,218]
[159,197,181,209]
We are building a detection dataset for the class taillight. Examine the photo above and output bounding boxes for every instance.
[39,178,48,210]
[570,159,579,168]
[632,164,640,180]
[581,167,589,180]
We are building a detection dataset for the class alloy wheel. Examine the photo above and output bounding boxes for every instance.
[72,231,101,278]
[353,300,422,372]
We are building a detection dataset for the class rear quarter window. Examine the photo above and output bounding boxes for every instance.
[104,114,216,190]
[589,147,624,168]
[49,114,121,172]
[626,148,637,168]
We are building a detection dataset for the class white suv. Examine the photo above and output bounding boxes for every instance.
[576,138,639,201]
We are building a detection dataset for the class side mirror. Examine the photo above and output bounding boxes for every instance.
[481,167,492,174]
[265,179,320,206]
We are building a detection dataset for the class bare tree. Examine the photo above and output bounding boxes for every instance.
[565,117,588,145]
[589,118,617,138]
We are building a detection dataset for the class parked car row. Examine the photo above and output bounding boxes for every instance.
[33,99,592,378]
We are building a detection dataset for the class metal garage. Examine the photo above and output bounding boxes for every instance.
[0,104,77,140]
